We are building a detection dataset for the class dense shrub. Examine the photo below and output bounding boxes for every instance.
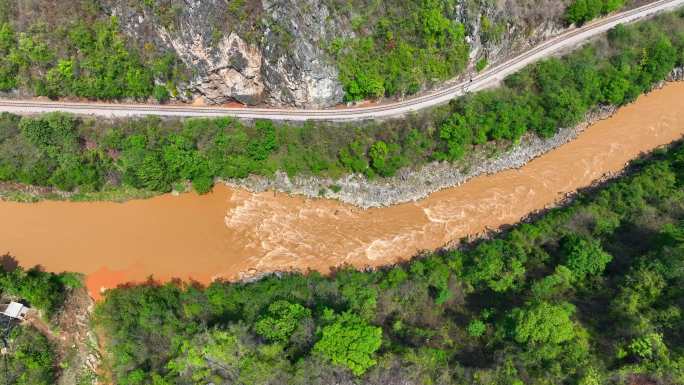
[565,0,626,25]
[333,0,469,101]
[93,139,684,384]
[0,263,76,316]
[0,325,56,385]
[0,1,184,102]
[0,260,74,385]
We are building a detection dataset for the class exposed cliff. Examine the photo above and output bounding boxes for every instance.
[463,0,574,67]
[104,0,580,107]
[106,0,347,106]
[1,0,645,106]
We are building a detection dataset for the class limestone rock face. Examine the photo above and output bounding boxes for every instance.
[106,0,575,107]
[138,1,265,105]
[260,0,346,107]
[173,32,264,105]
[108,0,345,107]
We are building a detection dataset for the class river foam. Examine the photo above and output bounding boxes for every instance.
[1,82,683,300]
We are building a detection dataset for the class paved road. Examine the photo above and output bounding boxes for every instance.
[1,0,682,122]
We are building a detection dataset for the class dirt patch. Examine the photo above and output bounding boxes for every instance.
[628,374,658,385]
[23,288,99,385]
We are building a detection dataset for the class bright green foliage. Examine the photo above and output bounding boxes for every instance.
[153,84,170,103]
[0,326,56,385]
[379,266,408,288]
[337,269,379,319]
[530,265,575,299]
[335,0,469,101]
[167,325,289,384]
[434,13,684,160]
[248,120,278,161]
[510,302,576,345]
[191,174,214,194]
[628,333,667,360]
[338,140,370,174]
[467,319,486,337]
[661,221,684,244]
[0,113,103,191]
[465,239,526,292]
[0,114,288,194]
[565,0,626,25]
[610,265,669,329]
[313,311,382,376]
[475,57,488,72]
[369,140,404,177]
[0,22,18,90]
[0,266,70,384]
[437,114,471,160]
[578,367,603,385]
[0,265,71,316]
[561,234,613,280]
[369,141,389,173]
[255,300,312,342]
[19,113,77,149]
[0,1,186,101]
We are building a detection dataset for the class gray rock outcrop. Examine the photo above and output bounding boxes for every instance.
[107,0,576,107]
[225,106,618,208]
[167,30,264,105]
[260,0,347,107]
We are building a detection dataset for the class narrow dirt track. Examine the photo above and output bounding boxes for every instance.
[0,0,682,121]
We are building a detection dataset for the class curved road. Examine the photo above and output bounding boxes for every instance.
[1,0,682,122]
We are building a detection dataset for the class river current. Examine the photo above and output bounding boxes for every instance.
[2,82,683,299]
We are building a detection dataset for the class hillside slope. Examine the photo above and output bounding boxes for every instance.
[0,0,625,107]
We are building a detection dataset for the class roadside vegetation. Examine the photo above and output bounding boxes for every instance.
[565,0,626,25]
[1,10,683,198]
[0,261,79,384]
[0,0,649,105]
[329,0,470,101]
[91,139,684,384]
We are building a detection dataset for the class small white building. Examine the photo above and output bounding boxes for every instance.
[1,301,28,320]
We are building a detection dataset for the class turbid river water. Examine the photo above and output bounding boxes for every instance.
[2,82,684,300]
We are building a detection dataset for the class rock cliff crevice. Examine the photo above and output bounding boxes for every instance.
[106,0,583,107]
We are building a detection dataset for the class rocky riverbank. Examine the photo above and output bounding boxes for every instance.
[226,74,684,209]
[223,106,615,208]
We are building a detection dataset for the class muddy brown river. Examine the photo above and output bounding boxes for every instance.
[2,82,684,300]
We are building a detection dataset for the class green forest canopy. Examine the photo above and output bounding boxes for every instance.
[565,0,626,25]
[0,263,78,384]
[4,137,683,384]
[90,137,684,385]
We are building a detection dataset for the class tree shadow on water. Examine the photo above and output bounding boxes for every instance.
[0,253,18,272]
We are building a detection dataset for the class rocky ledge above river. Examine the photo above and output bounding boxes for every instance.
[225,105,618,208]
[226,72,684,208]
